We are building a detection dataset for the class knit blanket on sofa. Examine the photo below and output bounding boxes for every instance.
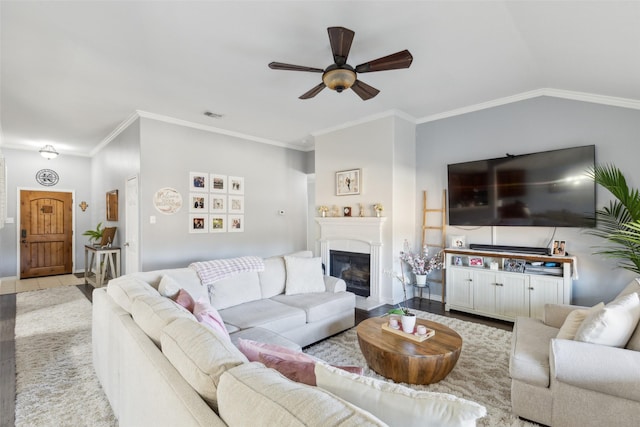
[189,256,265,286]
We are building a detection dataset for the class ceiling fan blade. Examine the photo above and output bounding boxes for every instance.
[351,80,380,101]
[327,27,355,66]
[355,50,413,73]
[269,62,324,73]
[299,82,326,99]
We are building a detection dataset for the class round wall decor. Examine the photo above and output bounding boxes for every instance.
[36,169,59,186]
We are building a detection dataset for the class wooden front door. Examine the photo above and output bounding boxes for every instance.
[20,190,73,278]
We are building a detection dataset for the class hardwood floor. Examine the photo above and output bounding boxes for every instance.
[0,291,511,427]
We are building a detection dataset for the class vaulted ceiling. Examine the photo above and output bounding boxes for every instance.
[2,1,639,156]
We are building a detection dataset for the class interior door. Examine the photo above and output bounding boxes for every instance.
[20,190,73,278]
[125,176,140,274]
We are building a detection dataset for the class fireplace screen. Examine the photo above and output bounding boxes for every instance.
[330,250,370,297]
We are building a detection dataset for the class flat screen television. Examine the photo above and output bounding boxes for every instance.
[447,145,596,227]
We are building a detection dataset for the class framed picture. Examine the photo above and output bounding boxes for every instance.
[336,169,361,196]
[210,195,226,213]
[210,215,227,233]
[229,195,244,214]
[504,258,526,273]
[189,193,208,212]
[452,256,464,266]
[450,235,466,249]
[228,176,244,195]
[469,256,484,267]
[343,206,352,217]
[190,172,208,192]
[229,215,244,232]
[189,214,209,233]
[552,240,567,256]
[210,174,227,194]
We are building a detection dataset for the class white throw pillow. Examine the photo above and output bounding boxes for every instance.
[556,302,604,340]
[314,363,486,427]
[575,292,640,347]
[284,256,325,295]
[158,274,181,298]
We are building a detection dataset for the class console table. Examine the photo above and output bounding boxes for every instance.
[444,248,575,322]
[84,245,121,287]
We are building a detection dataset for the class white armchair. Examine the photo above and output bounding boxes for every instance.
[509,280,640,426]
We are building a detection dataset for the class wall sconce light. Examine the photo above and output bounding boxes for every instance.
[39,145,59,159]
[79,201,89,212]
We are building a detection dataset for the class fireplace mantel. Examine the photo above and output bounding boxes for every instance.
[315,216,387,310]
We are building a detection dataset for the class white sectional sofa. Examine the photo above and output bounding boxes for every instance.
[92,251,487,426]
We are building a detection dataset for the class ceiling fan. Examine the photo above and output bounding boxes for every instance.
[268,26,413,100]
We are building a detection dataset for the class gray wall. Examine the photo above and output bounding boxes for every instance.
[90,119,141,273]
[0,148,92,277]
[138,118,310,270]
[416,96,640,305]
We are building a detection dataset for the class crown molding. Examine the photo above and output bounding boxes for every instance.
[312,109,418,138]
[90,112,140,157]
[417,88,640,124]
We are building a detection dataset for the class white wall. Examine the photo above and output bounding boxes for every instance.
[315,114,416,305]
[416,96,640,305]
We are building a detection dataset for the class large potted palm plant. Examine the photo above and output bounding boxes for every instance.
[587,164,640,274]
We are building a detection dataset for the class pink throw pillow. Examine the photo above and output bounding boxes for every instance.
[237,338,316,363]
[193,297,230,340]
[173,288,195,313]
[258,353,364,386]
[258,353,317,386]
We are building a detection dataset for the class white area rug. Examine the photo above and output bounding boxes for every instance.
[15,286,117,426]
[305,310,540,427]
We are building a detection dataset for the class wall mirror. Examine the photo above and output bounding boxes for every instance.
[106,190,118,221]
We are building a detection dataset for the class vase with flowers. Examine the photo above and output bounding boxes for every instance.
[400,245,444,286]
[373,203,383,217]
[318,205,329,217]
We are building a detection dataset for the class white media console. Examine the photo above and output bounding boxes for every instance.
[444,248,575,322]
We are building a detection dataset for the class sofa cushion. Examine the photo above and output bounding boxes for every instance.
[284,256,326,295]
[158,274,181,298]
[229,327,301,352]
[220,298,306,333]
[315,363,486,427]
[556,302,604,340]
[618,278,640,350]
[217,362,387,426]
[161,318,248,412]
[575,292,640,347]
[509,316,559,387]
[131,294,196,346]
[208,271,262,310]
[272,291,355,323]
[616,277,640,299]
[107,276,160,313]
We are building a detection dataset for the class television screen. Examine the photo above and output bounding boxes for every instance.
[447,145,596,227]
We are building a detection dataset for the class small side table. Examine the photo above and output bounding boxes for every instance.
[84,245,121,287]
[413,281,431,301]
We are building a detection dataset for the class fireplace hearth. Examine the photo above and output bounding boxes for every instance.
[330,250,371,297]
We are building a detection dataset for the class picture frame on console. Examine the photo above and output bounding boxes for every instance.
[336,169,361,196]
[504,258,526,273]
[450,235,466,248]
[469,257,484,267]
[552,240,567,256]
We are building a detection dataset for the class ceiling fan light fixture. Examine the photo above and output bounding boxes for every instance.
[39,144,59,159]
[322,68,356,92]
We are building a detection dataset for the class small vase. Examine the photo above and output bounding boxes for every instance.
[415,274,427,285]
[376,211,381,217]
[401,313,417,333]
[321,211,326,217]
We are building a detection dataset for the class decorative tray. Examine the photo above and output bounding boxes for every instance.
[381,323,435,342]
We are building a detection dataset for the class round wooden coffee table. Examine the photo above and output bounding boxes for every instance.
[356,316,462,385]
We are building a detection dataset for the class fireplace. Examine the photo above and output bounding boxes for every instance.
[330,250,371,297]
